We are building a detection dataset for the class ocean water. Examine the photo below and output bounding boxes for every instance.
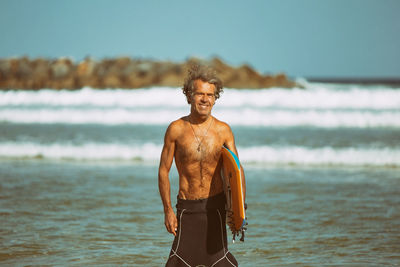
[0,83,400,266]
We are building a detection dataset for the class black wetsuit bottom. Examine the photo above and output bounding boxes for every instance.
[165,192,238,267]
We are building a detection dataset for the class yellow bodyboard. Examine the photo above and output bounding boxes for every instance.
[221,146,246,239]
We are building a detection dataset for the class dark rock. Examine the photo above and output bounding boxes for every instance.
[0,56,302,90]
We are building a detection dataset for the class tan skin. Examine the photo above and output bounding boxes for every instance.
[158,79,246,236]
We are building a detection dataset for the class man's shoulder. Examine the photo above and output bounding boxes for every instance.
[213,117,232,133]
[168,116,187,129]
[213,117,235,144]
[165,117,188,137]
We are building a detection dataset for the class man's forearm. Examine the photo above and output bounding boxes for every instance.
[158,170,173,213]
[158,167,178,236]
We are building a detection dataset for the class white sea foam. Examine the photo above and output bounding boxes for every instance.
[219,87,400,110]
[0,142,161,162]
[0,108,183,125]
[1,86,399,110]
[1,85,399,128]
[238,145,400,167]
[0,87,185,108]
[1,142,399,167]
[1,108,399,128]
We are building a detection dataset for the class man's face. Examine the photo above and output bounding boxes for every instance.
[190,79,216,118]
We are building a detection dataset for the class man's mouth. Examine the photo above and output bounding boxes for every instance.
[199,104,208,109]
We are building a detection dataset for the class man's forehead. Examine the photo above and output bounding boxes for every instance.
[193,79,216,91]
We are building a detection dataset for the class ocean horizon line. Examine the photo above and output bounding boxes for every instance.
[305,77,400,85]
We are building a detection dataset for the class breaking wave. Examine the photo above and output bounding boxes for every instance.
[0,141,398,167]
[1,86,399,128]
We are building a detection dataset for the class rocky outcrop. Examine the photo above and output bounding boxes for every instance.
[0,56,300,90]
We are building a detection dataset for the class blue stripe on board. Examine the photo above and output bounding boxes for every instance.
[224,146,241,170]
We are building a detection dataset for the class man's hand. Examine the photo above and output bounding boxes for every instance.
[164,209,178,236]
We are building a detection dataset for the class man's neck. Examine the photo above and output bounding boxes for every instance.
[189,113,212,125]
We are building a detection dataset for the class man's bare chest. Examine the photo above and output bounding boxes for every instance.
[175,131,223,163]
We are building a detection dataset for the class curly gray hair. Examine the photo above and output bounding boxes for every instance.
[182,64,223,104]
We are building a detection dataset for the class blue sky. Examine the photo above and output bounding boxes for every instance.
[1,0,399,78]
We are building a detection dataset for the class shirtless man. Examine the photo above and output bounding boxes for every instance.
[158,65,246,266]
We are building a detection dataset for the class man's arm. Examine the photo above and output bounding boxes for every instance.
[158,123,178,236]
[223,124,246,200]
